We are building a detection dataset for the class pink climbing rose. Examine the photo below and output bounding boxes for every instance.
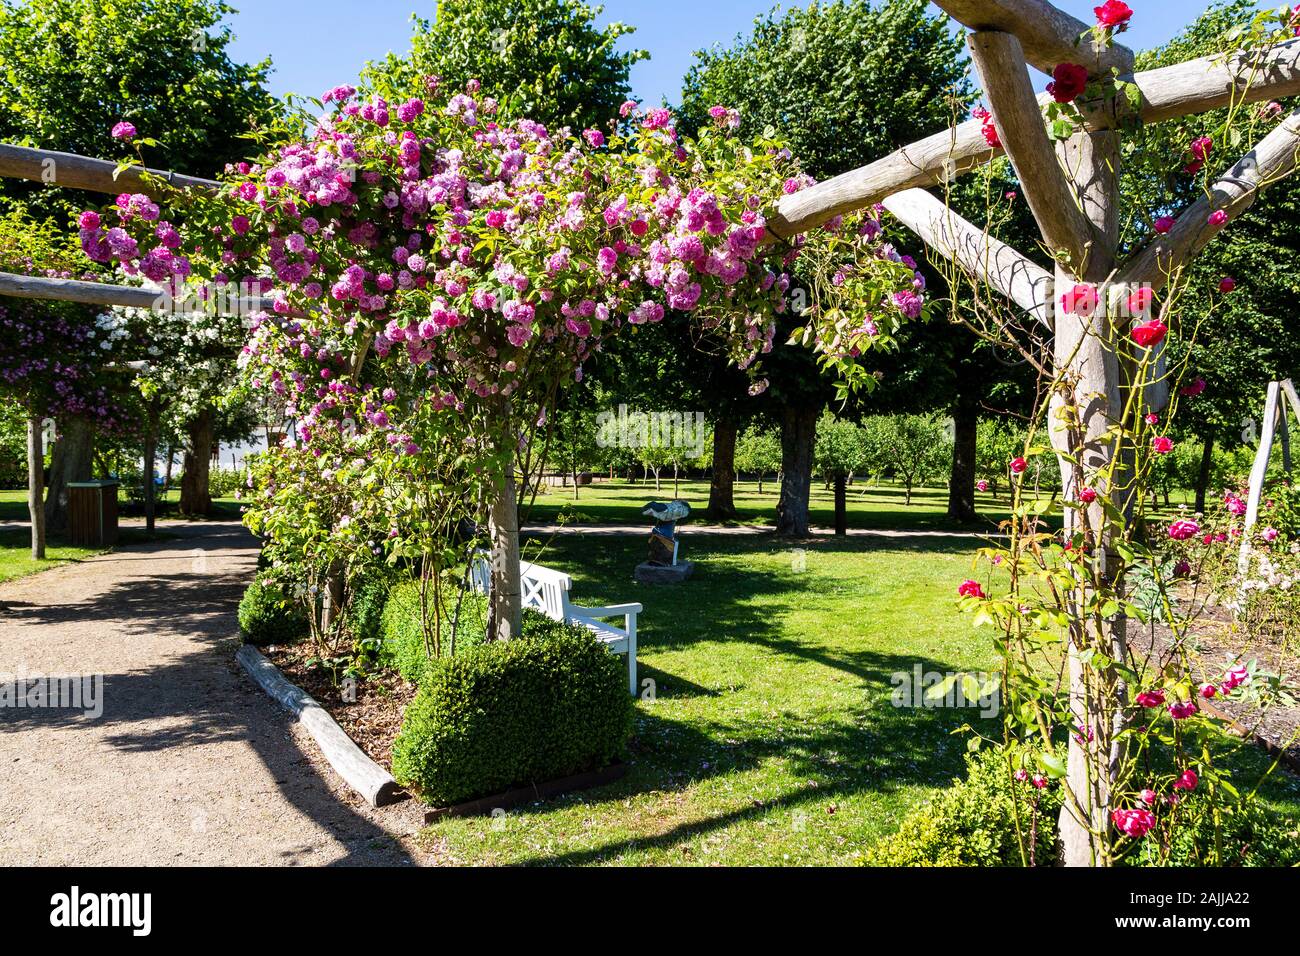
[1009,456,1027,474]
[1059,282,1098,316]
[1111,807,1155,838]
[1094,0,1132,29]
[957,579,986,600]
[1131,320,1167,348]
[1219,276,1236,292]
[1168,519,1200,541]
[1208,209,1228,227]
[1153,215,1175,233]
[1169,700,1198,720]
[1136,689,1166,707]
[111,121,137,140]
[1152,435,1174,454]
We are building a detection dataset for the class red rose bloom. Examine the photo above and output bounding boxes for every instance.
[957,579,986,600]
[1130,319,1167,348]
[1094,0,1132,28]
[1009,456,1027,474]
[1047,63,1089,103]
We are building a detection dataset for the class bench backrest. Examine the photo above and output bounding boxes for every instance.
[469,553,573,623]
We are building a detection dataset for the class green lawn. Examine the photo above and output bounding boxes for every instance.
[422,534,1002,864]
[0,527,103,584]
[419,533,1300,865]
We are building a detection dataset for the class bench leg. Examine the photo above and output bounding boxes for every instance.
[626,616,637,697]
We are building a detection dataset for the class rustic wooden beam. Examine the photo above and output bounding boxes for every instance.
[933,0,1134,76]
[969,31,1094,270]
[880,187,1052,328]
[0,271,273,315]
[1116,106,1300,291]
[766,118,997,238]
[769,40,1300,240]
[1102,37,1300,127]
[0,143,219,198]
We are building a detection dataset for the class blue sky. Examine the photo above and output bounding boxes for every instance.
[225,1,1255,106]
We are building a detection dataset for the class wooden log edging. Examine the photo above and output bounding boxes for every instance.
[235,643,404,808]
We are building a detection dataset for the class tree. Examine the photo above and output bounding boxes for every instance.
[735,423,781,494]
[814,412,866,534]
[679,0,970,535]
[0,0,281,521]
[867,414,949,506]
[369,0,646,132]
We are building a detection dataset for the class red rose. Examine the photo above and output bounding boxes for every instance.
[1218,276,1235,292]
[1126,287,1154,314]
[1152,435,1174,455]
[1079,487,1098,504]
[957,579,986,600]
[1009,456,1027,474]
[1047,63,1089,103]
[1059,282,1098,316]
[1130,319,1167,348]
[1094,0,1132,28]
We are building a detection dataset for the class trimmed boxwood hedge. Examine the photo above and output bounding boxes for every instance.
[391,622,634,807]
[238,574,308,646]
[378,580,488,681]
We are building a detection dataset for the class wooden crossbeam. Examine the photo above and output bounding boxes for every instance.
[933,0,1134,76]
[769,41,1300,239]
[0,143,219,199]
[968,31,1093,270]
[880,188,1052,327]
[1117,105,1300,291]
[0,270,273,315]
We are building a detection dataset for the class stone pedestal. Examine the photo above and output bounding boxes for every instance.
[634,561,695,584]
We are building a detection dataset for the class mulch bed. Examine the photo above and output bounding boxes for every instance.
[1128,599,1300,771]
[262,641,416,772]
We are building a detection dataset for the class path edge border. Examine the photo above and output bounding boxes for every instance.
[236,643,404,808]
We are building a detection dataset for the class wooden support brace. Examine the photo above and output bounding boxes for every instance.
[968,31,1094,271]
[1117,106,1300,291]
[0,143,219,199]
[880,188,1052,327]
[1239,381,1283,573]
[933,0,1134,76]
[0,270,274,315]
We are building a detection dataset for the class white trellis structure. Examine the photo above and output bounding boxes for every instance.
[1239,379,1300,572]
[5,0,1300,864]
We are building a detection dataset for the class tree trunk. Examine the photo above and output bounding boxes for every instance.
[487,463,522,641]
[776,403,817,536]
[1194,435,1215,514]
[833,474,847,536]
[44,415,94,533]
[180,409,214,517]
[27,414,46,560]
[947,406,979,522]
[707,421,738,521]
[1053,127,1126,868]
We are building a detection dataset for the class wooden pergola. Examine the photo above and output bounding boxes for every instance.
[4,0,1300,864]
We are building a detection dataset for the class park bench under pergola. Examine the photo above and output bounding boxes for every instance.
[3,0,1300,865]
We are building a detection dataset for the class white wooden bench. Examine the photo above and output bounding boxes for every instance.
[470,556,641,695]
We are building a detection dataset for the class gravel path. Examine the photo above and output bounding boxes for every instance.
[0,521,427,866]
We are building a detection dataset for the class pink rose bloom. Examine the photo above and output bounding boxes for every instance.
[1169,700,1198,720]
[1139,789,1157,806]
[1218,276,1236,293]
[1173,769,1198,791]
[1131,319,1167,348]
[1152,435,1174,454]
[1221,664,1249,690]
[1208,209,1228,227]
[976,479,989,492]
[111,121,137,140]
[1262,526,1279,543]
[1059,282,1098,316]
[1136,689,1166,708]
[1031,774,1047,790]
[1009,457,1027,474]
[1013,768,1029,783]
[1167,519,1199,541]
[1079,487,1097,504]
[1200,683,1218,699]
[1111,807,1155,838]
[957,579,986,600]
[1153,215,1175,234]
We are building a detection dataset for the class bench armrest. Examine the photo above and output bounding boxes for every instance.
[572,602,642,620]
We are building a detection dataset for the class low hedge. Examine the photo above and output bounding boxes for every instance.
[865,743,1065,866]
[865,743,1300,867]
[391,623,634,806]
[378,580,489,681]
[238,574,308,646]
